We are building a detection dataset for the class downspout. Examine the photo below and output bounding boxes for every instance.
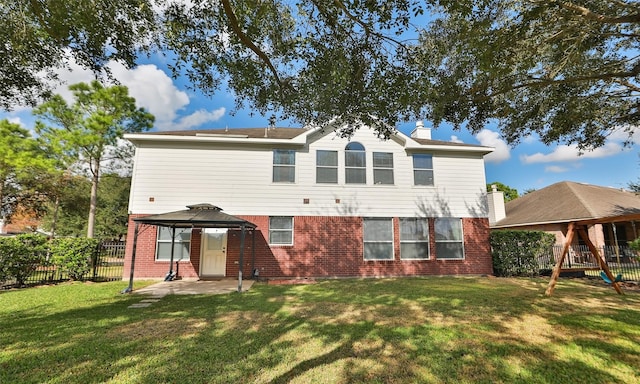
[251,228,256,279]
[238,224,246,292]
[122,222,140,293]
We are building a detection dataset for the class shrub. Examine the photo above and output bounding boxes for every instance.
[0,234,48,285]
[49,238,100,280]
[490,230,555,277]
[629,238,640,252]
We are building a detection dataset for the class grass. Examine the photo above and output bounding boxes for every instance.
[1,277,639,384]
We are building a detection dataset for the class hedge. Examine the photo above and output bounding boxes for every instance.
[48,238,100,280]
[490,230,555,277]
[0,234,48,285]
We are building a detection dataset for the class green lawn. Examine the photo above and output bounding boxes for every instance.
[1,277,638,384]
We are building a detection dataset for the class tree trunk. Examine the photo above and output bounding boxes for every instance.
[0,177,5,234]
[87,160,100,238]
[51,194,60,238]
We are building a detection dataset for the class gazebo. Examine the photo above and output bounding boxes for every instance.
[122,204,257,293]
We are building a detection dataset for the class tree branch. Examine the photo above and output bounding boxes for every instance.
[561,2,640,24]
[477,68,640,100]
[220,0,283,88]
[331,0,411,51]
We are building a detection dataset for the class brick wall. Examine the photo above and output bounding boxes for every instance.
[123,215,200,280]
[124,215,493,280]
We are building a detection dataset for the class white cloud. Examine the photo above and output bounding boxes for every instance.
[106,62,191,130]
[7,117,24,127]
[608,125,640,144]
[521,142,625,164]
[545,165,569,173]
[171,108,227,131]
[37,57,226,131]
[449,135,463,143]
[475,129,510,163]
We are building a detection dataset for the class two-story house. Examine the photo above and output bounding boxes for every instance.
[122,123,495,281]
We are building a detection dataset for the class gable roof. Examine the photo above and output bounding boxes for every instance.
[124,126,493,154]
[493,181,640,228]
[148,127,307,140]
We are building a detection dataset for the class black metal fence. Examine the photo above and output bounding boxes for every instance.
[538,245,640,282]
[1,241,126,288]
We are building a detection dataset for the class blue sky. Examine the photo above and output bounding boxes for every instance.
[2,53,639,196]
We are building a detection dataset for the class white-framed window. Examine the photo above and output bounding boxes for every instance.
[435,218,464,259]
[269,216,293,245]
[273,149,295,182]
[316,150,338,183]
[413,154,434,186]
[345,142,366,184]
[156,227,191,261]
[373,152,394,185]
[363,218,394,260]
[400,218,430,260]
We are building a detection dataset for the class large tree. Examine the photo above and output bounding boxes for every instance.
[0,0,157,110]
[4,1,640,148]
[0,120,51,226]
[161,0,640,146]
[33,81,154,238]
[416,0,640,149]
[39,173,131,239]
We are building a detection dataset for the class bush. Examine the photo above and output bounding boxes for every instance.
[49,238,100,280]
[491,230,555,277]
[629,238,640,252]
[0,234,48,285]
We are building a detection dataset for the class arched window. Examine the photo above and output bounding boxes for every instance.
[345,142,366,184]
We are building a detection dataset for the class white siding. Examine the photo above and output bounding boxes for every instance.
[128,128,489,218]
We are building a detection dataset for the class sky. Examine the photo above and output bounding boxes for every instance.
[2,53,639,196]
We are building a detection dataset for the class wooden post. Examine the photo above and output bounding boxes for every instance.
[546,222,575,296]
[577,227,623,295]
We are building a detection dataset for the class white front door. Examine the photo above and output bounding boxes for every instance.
[200,228,227,276]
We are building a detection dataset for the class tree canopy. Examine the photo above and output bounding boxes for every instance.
[417,0,640,149]
[34,81,154,237]
[487,182,519,202]
[0,0,156,110]
[0,120,51,223]
[3,1,639,148]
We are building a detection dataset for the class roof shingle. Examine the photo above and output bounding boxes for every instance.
[494,181,640,227]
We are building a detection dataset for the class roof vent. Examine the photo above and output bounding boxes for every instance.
[186,203,222,211]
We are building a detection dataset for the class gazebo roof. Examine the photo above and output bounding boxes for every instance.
[133,203,256,229]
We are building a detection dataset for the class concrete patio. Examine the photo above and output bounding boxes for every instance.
[133,279,255,297]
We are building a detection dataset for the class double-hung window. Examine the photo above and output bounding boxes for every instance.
[435,218,464,259]
[373,152,394,185]
[345,142,366,184]
[363,218,394,260]
[273,150,295,182]
[413,154,434,186]
[269,216,293,245]
[316,150,338,183]
[400,218,430,260]
[156,227,191,261]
